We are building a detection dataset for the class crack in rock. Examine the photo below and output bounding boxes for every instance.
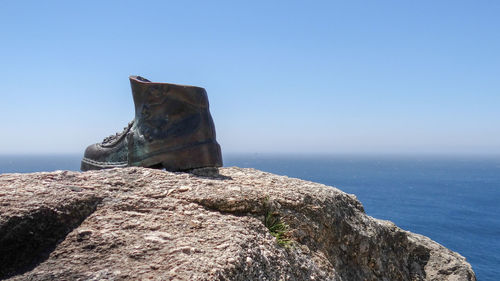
[0,195,102,279]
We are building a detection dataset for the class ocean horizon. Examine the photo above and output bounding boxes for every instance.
[1,153,498,280]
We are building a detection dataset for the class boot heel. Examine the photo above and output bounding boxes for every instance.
[159,141,222,171]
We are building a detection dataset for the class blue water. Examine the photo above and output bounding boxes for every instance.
[1,154,499,280]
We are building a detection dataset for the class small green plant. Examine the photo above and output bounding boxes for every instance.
[264,211,292,247]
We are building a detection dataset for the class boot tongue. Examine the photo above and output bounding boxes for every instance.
[101,121,134,146]
[135,76,151,82]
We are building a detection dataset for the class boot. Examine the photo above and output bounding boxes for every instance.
[81,76,223,171]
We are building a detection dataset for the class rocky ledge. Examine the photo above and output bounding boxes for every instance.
[0,167,475,280]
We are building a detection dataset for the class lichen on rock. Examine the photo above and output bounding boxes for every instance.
[0,167,476,280]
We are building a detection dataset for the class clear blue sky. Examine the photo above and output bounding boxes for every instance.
[1,1,499,155]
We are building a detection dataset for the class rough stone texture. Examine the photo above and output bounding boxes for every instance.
[0,167,476,281]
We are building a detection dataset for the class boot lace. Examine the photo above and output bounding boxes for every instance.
[102,121,134,145]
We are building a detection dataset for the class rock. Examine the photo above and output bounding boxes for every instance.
[0,167,476,280]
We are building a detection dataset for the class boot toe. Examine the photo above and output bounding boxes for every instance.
[81,143,103,171]
[81,143,128,171]
[83,143,100,160]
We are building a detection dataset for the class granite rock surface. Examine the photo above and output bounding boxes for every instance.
[0,167,476,280]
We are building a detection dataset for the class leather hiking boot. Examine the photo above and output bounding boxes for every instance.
[81,76,223,172]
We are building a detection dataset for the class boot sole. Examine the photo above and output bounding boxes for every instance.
[80,158,128,171]
[81,141,222,171]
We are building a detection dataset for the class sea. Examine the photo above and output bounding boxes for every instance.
[0,154,498,281]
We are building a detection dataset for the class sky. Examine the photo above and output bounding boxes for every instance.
[0,1,499,155]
